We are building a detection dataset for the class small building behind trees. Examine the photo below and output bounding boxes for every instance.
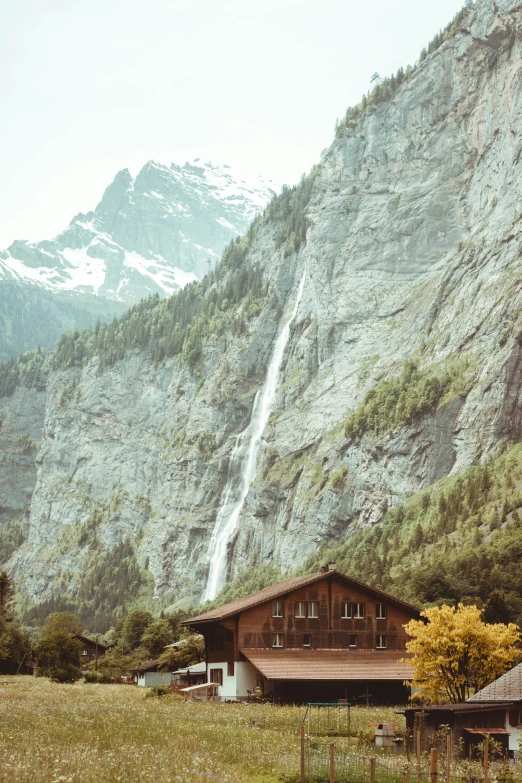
[129,658,173,687]
[73,634,111,671]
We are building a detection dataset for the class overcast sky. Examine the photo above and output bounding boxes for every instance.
[1,0,466,247]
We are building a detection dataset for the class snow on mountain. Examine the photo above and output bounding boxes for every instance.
[0,160,277,305]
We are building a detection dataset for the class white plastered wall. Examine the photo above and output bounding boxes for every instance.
[208,661,258,700]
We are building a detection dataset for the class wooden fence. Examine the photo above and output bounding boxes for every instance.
[300,730,512,783]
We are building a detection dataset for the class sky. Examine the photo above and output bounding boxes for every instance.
[1,0,466,248]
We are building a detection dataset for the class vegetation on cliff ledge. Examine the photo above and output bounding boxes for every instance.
[344,357,471,439]
[304,442,522,625]
[336,1,474,137]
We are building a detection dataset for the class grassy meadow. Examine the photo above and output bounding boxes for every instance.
[0,677,404,783]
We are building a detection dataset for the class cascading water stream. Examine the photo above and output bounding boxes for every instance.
[203,271,306,601]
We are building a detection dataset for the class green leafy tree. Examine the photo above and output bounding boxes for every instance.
[158,634,205,672]
[0,573,31,669]
[88,647,127,681]
[120,610,153,652]
[35,631,82,683]
[483,591,512,625]
[40,611,83,639]
[0,571,15,621]
[140,620,174,658]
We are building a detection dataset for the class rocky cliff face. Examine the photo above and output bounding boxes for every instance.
[5,0,522,616]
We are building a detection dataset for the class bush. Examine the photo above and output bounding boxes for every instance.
[35,631,82,683]
[84,672,100,684]
[145,685,170,698]
[330,466,348,490]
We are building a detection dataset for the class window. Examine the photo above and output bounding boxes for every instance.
[307,601,319,618]
[210,668,223,685]
[376,603,387,619]
[353,603,365,619]
[349,635,357,647]
[303,634,311,647]
[272,634,284,648]
[341,602,352,619]
[295,601,306,618]
[82,649,88,656]
[272,600,284,618]
[227,661,235,677]
[376,635,387,649]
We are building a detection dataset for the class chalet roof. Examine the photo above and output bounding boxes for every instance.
[74,634,110,650]
[184,570,420,625]
[128,658,161,673]
[468,663,522,703]
[240,649,413,681]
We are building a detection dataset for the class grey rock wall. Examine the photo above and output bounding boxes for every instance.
[6,0,522,609]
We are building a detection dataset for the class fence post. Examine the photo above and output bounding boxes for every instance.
[370,757,376,783]
[307,738,311,783]
[330,743,335,783]
[300,724,305,783]
[430,748,438,783]
[416,732,421,783]
[446,734,451,783]
[483,738,489,783]
[362,757,366,783]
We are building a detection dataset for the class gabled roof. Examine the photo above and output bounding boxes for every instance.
[183,570,420,625]
[129,658,161,672]
[468,663,522,703]
[241,649,413,681]
[74,633,110,649]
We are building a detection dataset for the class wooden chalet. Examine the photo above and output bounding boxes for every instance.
[406,663,522,758]
[73,634,111,670]
[183,565,420,703]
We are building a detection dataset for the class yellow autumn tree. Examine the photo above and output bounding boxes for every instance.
[403,604,520,703]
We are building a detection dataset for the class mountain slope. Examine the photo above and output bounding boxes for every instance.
[0,282,126,363]
[5,0,522,629]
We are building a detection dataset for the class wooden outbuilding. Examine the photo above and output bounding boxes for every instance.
[183,565,420,703]
[405,662,522,758]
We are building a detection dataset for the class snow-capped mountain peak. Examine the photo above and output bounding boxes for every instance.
[0,160,277,306]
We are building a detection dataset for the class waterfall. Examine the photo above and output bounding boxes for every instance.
[203,270,306,601]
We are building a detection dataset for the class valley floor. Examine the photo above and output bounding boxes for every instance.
[0,677,404,782]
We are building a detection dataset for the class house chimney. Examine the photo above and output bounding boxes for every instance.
[327,562,336,571]
[320,565,329,574]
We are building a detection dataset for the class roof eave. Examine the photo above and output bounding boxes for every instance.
[182,570,421,625]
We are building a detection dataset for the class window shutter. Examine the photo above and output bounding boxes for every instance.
[509,710,517,727]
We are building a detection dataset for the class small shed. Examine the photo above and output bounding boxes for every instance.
[129,659,173,688]
[405,702,514,758]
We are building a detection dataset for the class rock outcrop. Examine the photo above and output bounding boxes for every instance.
[5,0,522,613]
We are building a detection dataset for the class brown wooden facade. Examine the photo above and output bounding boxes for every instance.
[74,634,110,669]
[184,569,420,703]
[201,573,415,663]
